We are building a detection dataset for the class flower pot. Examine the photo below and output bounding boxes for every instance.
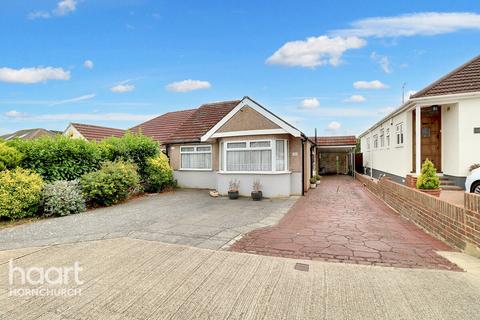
[228,191,239,200]
[316,180,321,185]
[251,191,262,201]
[310,184,317,189]
[419,188,441,197]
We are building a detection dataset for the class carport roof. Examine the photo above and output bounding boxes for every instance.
[310,135,357,147]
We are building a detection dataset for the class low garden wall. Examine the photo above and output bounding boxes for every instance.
[356,173,480,257]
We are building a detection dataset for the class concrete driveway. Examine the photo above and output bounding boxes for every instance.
[2,238,480,320]
[0,190,296,251]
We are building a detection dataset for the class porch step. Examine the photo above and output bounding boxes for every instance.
[441,185,464,191]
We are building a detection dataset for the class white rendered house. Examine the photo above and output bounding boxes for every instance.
[360,55,480,189]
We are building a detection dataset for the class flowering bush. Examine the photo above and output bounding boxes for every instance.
[0,168,43,219]
[41,180,86,217]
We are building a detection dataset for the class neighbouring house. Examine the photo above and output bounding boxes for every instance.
[63,123,125,141]
[133,96,315,197]
[312,136,357,175]
[359,55,480,189]
[1,128,60,141]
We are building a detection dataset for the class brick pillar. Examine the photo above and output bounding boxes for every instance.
[406,174,417,188]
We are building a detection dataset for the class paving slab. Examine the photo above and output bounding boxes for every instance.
[231,176,460,270]
[1,238,479,320]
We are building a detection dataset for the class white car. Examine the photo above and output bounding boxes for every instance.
[466,167,480,194]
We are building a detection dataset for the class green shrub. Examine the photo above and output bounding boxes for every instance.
[102,132,159,181]
[416,159,440,190]
[0,143,23,171]
[144,153,175,192]
[0,168,43,219]
[8,136,104,182]
[41,180,86,217]
[80,161,140,207]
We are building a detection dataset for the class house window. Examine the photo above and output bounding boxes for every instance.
[396,123,404,145]
[180,145,212,170]
[366,137,371,150]
[223,139,288,172]
[373,135,378,149]
[386,128,390,147]
[380,129,385,148]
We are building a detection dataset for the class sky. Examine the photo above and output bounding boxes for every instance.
[1,0,480,137]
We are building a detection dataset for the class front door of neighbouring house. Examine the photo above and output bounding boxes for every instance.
[413,106,442,172]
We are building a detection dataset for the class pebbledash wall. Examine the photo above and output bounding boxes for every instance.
[356,173,480,257]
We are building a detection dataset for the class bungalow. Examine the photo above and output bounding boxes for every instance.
[1,128,60,141]
[133,96,315,197]
[63,123,125,141]
[359,55,480,190]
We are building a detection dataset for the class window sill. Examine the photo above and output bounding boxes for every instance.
[218,171,291,175]
[178,168,213,172]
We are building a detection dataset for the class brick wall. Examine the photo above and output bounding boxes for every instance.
[356,173,480,256]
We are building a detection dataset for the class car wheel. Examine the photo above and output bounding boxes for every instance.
[472,181,480,194]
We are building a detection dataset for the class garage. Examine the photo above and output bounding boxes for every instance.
[314,136,357,176]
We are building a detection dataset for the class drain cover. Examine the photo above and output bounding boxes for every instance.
[294,263,309,272]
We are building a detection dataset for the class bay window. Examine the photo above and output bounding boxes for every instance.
[180,145,212,170]
[222,139,288,172]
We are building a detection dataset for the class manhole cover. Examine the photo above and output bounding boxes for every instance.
[294,263,309,272]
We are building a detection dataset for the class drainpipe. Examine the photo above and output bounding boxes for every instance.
[301,138,305,196]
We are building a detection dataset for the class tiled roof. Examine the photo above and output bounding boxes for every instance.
[70,123,125,141]
[130,109,196,143]
[1,128,57,141]
[412,55,480,98]
[132,100,240,144]
[167,100,240,143]
[311,136,357,146]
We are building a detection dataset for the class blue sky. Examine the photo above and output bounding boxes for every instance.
[1,1,480,137]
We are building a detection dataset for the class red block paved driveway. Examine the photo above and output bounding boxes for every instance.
[230,176,460,270]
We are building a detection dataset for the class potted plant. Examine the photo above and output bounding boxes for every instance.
[310,177,317,189]
[228,179,240,199]
[251,179,262,201]
[315,175,321,185]
[416,159,441,197]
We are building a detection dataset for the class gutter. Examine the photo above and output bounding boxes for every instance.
[301,138,305,196]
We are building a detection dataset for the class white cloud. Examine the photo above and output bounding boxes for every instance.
[299,98,320,109]
[111,81,135,93]
[50,94,96,106]
[4,110,28,119]
[404,90,417,102]
[53,0,77,16]
[166,79,211,92]
[0,67,70,84]
[28,11,51,19]
[333,12,480,38]
[83,60,94,69]
[296,106,392,118]
[28,0,77,19]
[266,36,366,68]
[370,52,391,73]
[353,80,388,90]
[327,121,341,131]
[344,95,366,102]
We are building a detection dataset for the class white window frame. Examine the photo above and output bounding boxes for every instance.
[366,137,371,150]
[379,129,385,148]
[180,144,212,171]
[373,134,379,149]
[386,128,390,148]
[396,123,404,146]
[220,139,289,174]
